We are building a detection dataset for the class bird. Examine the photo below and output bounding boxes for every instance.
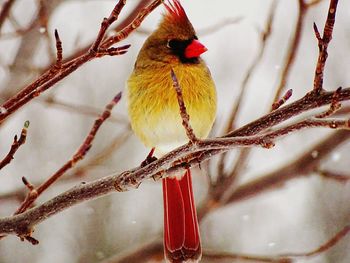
[127,0,216,262]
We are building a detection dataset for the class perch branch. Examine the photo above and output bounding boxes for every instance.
[0,86,350,239]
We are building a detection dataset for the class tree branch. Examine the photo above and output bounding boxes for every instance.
[225,130,349,205]
[14,92,122,216]
[0,0,163,124]
[0,85,349,239]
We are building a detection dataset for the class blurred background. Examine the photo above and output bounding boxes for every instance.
[0,0,350,262]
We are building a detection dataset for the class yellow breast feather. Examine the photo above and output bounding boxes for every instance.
[128,61,216,156]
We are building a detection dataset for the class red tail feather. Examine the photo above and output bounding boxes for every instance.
[162,169,201,262]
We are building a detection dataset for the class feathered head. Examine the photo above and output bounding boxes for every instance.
[136,0,207,63]
[159,0,196,40]
[163,0,189,25]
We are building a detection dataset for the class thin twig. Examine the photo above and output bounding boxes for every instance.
[89,0,127,53]
[225,130,349,205]
[199,129,349,219]
[0,0,64,101]
[171,69,197,143]
[203,251,291,263]
[272,0,307,103]
[223,0,277,135]
[315,86,341,118]
[72,128,132,177]
[316,169,350,182]
[99,222,349,263]
[54,29,62,69]
[272,89,293,111]
[0,120,29,170]
[313,0,338,92]
[40,96,128,124]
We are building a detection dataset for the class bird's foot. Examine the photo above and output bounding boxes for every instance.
[141,147,157,168]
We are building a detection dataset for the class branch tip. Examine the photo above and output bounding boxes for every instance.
[272,89,293,110]
[313,22,321,40]
[54,29,63,68]
[22,176,34,191]
[0,121,30,170]
[54,28,59,39]
[24,120,30,128]
[114,92,122,103]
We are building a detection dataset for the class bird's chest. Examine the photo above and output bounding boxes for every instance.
[128,64,216,154]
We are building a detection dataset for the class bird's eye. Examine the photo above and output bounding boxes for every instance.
[167,39,179,49]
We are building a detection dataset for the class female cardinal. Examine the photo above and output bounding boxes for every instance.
[127,0,216,262]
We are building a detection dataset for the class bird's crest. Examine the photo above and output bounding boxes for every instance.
[164,0,189,24]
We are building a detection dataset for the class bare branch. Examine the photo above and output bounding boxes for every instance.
[225,130,349,205]
[95,45,131,57]
[0,0,163,124]
[203,251,291,263]
[315,86,341,118]
[90,0,127,53]
[0,85,349,239]
[223,0,277,135]
[316,169,350,182]
[100,0,162,49]
[100,240,163,263]
[0,120,29,170]
[272,0,307,102]
[313,0,339,92]
[14,92,122,217]
[171,69,197,143]
[40,96,128,124]
[0,0,64,101]
[54,29,62,69]
[272,89,293,111]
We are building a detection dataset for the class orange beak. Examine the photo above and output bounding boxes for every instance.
[184,39,208,59]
